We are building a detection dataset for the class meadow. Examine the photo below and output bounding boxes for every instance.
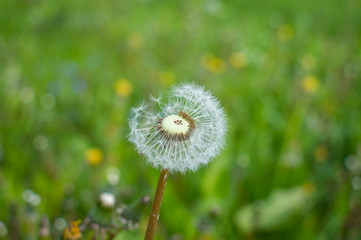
[0,0,361,239]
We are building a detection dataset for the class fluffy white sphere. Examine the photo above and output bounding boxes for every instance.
[99,192,115,208]
[128,83,227,173]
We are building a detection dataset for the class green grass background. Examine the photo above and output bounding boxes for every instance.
[1,0,361,239]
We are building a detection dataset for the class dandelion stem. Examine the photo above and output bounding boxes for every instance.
[145,168,169,240]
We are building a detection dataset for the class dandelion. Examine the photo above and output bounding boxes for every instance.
[201,54,226,74]
[301,75,319,94]
[129,83,226,173]
[99,192,115,208]
[63,220,82,240]
[115,78,133,98]
[128,83,226,239]
[85,148,103,166]
[88,193,115,227]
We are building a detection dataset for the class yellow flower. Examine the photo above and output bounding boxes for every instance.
[85,148,103,166]
[313,145,328,162]
[229,52,247,69]
[115,79,133,98]
[127,32,143,49]
[63,220,82,240]
[201,54,226,74]
[159,71,176,86]
[277,24,294,42]
[302,75,319,93]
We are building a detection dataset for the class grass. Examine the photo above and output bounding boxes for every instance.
[0,0,361,239]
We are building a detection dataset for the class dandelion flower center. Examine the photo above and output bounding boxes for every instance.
[162,115,189,134]
[158,111,196,141]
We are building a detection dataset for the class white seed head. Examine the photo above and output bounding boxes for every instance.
[99,192,115,208]
[128,83,227,173]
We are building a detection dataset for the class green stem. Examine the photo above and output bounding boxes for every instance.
[144,168,169,240]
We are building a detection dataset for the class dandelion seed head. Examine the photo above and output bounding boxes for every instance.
[128,83,227,173]
[150,94,162,103]
[99,192,115,208]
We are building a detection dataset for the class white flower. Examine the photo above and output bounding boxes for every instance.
[128,83,226,173]
[99,193,115,208]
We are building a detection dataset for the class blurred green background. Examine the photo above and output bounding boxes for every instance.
[1,0,361,239]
